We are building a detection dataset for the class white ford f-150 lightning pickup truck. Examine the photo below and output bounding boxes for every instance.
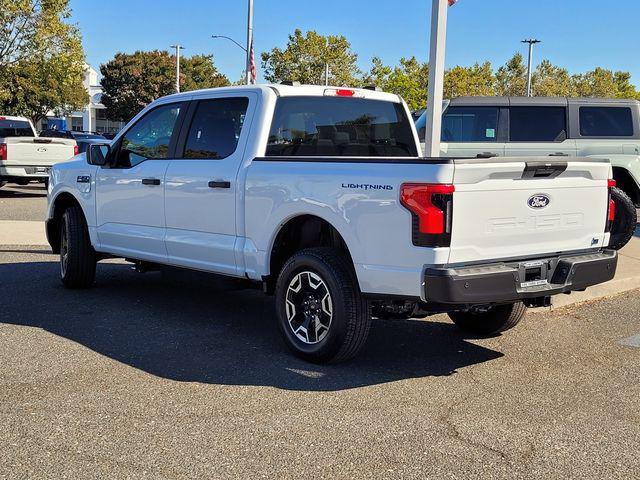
[0,116,77,187]
[46,85,619,363]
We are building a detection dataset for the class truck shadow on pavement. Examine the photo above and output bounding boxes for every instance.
[0,185,47,198]
[0,259,504,392]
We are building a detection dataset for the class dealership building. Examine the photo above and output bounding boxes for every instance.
[39,65,125,134]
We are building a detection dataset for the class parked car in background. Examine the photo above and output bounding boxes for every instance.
[46,85,618,363]
[39,129,107,154]
[0,116,77,188]
[416,97,639,249]
[411,108,426,122]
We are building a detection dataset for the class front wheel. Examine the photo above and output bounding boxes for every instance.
[449,302,527,336]
[275,248,371,364]
[60,206,97,288]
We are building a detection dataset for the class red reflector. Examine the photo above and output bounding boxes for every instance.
[0,143,6,161]
[401,184,455,235]
[0,116,5,120]
[74,145,79,156]
[335,89,355,97]
[608,179,617,188]
[608,199,616,222]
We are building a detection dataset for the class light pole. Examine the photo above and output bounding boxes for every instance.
[246,0,254,85]
[424,0,449,157]
[170,44,185,93]
[521,39,541,97]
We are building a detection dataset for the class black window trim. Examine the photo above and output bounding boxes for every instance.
[106,101,188,169]
[440,105,504,143]
[506,105,569,143]
[577,105,635,138]
[174,96,251,161]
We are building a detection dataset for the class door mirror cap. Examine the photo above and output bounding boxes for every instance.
[87,143,111,166]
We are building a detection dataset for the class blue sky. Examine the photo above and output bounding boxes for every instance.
[71,0,640,87]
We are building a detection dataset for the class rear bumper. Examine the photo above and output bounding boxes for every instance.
[0,166,51,179]
[424,250,618,305]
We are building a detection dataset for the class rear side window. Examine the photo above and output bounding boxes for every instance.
[0,119,34,138]
[183,97,249,159]
[509,107,567,142]
[266,97,417,157]
[579,107,634,137]
[441,107,498,142]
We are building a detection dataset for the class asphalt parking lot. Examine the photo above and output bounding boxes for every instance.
[1,182,639,478]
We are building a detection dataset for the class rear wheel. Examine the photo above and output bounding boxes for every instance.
[60,206,97,288]
[449,302,527,336]
[275,248,371,364]
[609,187,637,251]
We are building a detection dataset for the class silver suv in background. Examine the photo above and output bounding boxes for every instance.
[416,97,639,249]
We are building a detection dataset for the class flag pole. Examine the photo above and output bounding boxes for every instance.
[424,0,449,157]
[246,0,254,85]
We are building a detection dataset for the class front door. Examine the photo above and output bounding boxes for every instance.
[164,93,254,276]
[95,102,186,262]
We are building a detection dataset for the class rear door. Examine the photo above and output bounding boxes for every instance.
[164,93,255,276]
[440,105,506,158]
[448,157,611,264]
[505,104,577,157]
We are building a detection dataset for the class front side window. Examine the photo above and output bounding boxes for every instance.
[266,97,417,157]
[116,102,183,167]
[441,107,499,142]
[509,107,567,142]
[0,119,34,138]
[183,97,249,159]
[579,107,634,137]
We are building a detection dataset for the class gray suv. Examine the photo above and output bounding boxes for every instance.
[417,97,639,248]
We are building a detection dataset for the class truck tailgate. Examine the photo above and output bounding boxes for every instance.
[448,157,611,264]
[5,138,76,166]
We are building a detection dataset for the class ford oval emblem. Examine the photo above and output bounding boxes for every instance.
[37,147,47,153]
[528,194,550,209]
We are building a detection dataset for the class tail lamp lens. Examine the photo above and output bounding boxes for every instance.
[0,143,6,161]
[606,179,616,232]
[74,145,79,156]
[401,183,455,246]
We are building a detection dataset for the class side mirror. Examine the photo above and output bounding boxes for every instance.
[87,143,111,166]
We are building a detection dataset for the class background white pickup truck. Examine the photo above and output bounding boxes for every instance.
[0,116,77,187]
[46,85,618,363]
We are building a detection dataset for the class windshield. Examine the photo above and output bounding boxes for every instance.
[0,119,34,138]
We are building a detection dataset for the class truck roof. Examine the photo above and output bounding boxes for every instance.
[158,84,403,104]
[0,115,30,122]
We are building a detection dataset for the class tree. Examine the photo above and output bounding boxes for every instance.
[444,62,495,98]
[100,51,230,122]
[572,67,639,99]
[261,29,360,86]
[495,53,527,96]
[0,0,78,67]
[180,54,230,92]
[0,0,87,124]
[531,60,575,97]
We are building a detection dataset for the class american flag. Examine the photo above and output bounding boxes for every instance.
[249,38,257,85]
[448,0,458,5]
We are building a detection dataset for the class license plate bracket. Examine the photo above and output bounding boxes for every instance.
[518,260,549,288]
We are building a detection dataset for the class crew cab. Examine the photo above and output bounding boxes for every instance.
[416,97,640,249]
[0,116,77,187]
[46,85,619,363]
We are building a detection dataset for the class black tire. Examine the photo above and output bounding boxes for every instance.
[275,248,371,364]
[449,302,527,336]
[60,206,97,288]
[609,187,637,251]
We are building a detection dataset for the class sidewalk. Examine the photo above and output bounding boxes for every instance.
[0,220,638,308]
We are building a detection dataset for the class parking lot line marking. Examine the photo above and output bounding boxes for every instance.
[619,334,640,348]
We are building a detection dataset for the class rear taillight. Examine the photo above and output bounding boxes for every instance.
[74,144,79,156]
[606,179,616,232]
[0,143,6,161]
[401,183,455,247]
